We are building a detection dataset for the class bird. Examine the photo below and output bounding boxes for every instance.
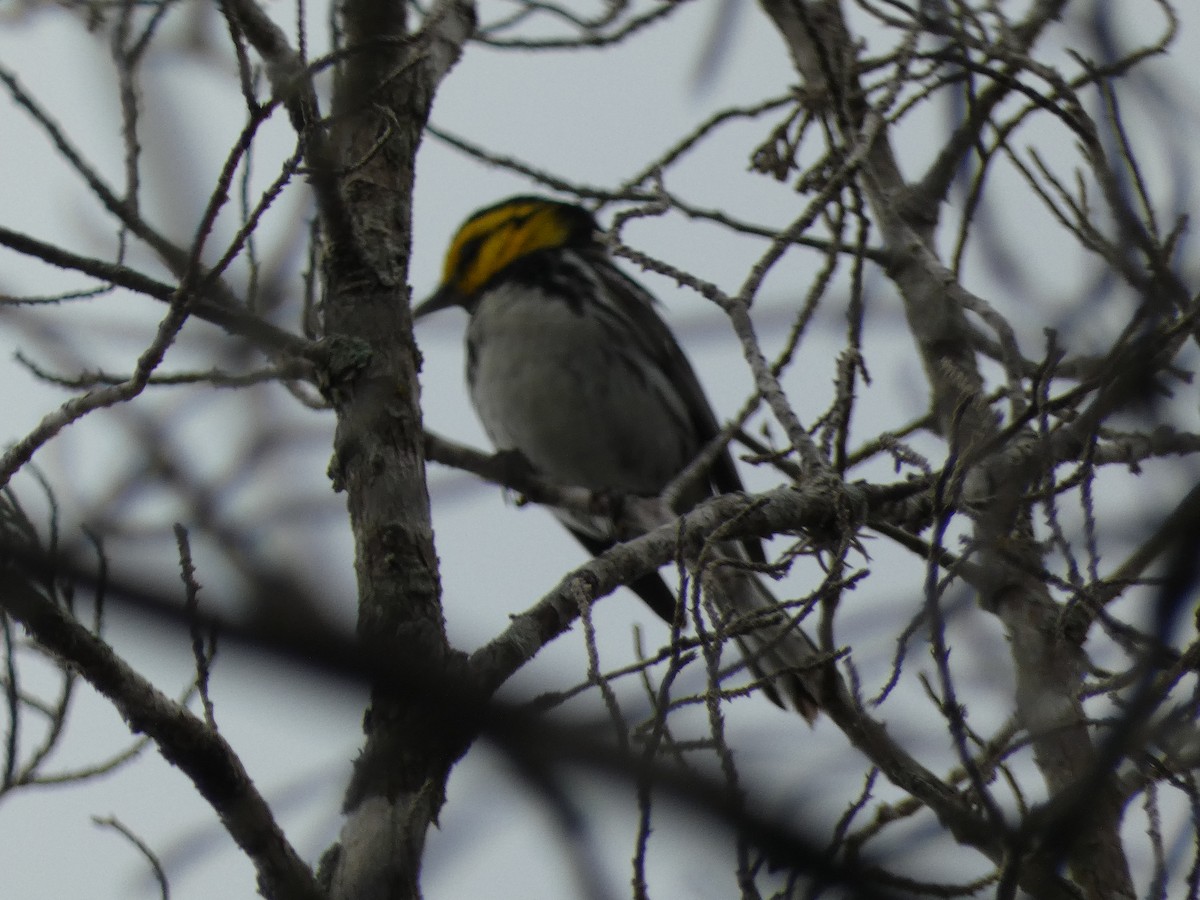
[415,195,820,719]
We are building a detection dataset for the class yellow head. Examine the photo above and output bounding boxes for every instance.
[417,196,597,314]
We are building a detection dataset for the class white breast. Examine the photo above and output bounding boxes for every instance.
[465,281,697,500]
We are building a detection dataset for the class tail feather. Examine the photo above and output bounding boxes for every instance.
[561,504,827,720]
[703,551,825,723]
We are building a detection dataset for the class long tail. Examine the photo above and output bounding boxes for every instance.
[699,553,825,723]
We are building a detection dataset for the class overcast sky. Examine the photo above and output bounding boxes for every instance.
[2,2,1200,898]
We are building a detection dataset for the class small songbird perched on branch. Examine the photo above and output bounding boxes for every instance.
[416,195,820,720]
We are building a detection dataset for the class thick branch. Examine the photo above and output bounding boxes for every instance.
[756,3,1133,896]
[312,3,476,899]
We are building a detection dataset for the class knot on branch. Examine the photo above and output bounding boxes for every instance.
[312,334,375,400]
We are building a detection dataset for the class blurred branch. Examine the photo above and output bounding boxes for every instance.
[93,815,171,900]
[0,224,312,358]
[0,553,321,900]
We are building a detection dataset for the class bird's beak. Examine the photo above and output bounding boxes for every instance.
[412,284,463,320]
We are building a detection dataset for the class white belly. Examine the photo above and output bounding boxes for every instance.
[465,282,697,498]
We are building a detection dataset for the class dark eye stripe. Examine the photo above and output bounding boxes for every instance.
[450,208,534,281]
[452,233,486,282]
